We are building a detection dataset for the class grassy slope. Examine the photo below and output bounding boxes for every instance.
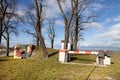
[0,47,120,80]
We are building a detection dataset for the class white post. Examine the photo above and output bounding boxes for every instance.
[59,40,71,63]
[68,42,71,50]
[61,40,64,50]
[59,50,68,63]
[61,40,71,50]
[104,56,111,65]
[96,56,99,64]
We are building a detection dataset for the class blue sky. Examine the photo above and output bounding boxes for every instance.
[2,0,120,50]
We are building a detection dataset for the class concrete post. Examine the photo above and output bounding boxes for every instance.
[104,56,111,65]
[61,40,71,50]
[61,40,64,50]
[59,50,68,63]
[97,50,104,65]
[96,56,99,64]
[68,42,71,50]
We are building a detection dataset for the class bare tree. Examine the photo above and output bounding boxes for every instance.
[47,18,56,48]
[72,0,95,50]
[69,22,74,50]
[34,0,48,59]
[0,0,18,56]
[57,0,74,49]
[2,0,18,56]
[0,0,9,45]
[3,16,18,56]
[24,6,40,46]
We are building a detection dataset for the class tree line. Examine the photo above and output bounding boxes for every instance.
[0,0,95,59]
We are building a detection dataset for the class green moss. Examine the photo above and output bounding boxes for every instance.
[31,46,58,59]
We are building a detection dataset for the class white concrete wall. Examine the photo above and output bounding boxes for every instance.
[61,40,71,50]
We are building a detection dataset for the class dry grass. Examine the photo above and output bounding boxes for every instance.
[0,47,120,80]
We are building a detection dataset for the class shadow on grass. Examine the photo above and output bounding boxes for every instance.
[70,57,77,61]
[0,59,8,61]
[111,62,114,64]
[48,51,58,57]
[77,58,95,62]
[0,56,13,62]
[70,57,95,62]
[86,66,97,80]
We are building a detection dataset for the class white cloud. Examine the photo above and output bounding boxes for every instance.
[114,16,120,22]
[80,23,120,48]
[46,0,71,18]
[101,23,120,40]
[86,23,120,41]
[105,15,120,23]
[16,5,26,17]
[84,22,103,30]
[92,3,105,11]
[46,0,60,18]
[55,19,64,27]
[16,9,25,17]
[81,40,110,47]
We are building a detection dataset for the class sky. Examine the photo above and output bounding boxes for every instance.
[2,0,120,50]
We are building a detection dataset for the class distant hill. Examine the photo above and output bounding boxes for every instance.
[80,46,120,51]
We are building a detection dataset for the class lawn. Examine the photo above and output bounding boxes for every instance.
[0,47,120,80]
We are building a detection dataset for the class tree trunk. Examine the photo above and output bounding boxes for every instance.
[39,34,48,59]
[0,0,3,45]
[0,12,4,45]
[6,27,9,56]
[74,17,79,50]
[74,32,78,50]
[0,25,2,45]
[0,0,8,45]
[57,0,74,50]
[74,0,78,50]
[64,25,69,49]
[57,0,68,49]
[36,28,48,59]
[34,0,48,59]
[51,39,54,48]
[36,36,39,46]
[37,22,40,46]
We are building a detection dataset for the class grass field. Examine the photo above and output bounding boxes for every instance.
[0,47,120,80]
